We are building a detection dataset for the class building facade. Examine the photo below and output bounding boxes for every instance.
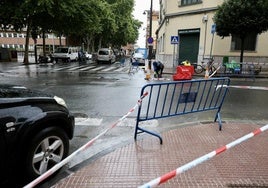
[0,30,66,57]
[157,0,268,68]
[144,10,159,55]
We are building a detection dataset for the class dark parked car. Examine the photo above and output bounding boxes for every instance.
[0,84,75,187]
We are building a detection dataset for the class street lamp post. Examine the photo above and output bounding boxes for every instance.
[148,0,153,70]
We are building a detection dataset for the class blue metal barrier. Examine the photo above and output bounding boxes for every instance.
[134,77,230,144]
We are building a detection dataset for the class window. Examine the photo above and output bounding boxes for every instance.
[162,33,165,52]
[231,33,257,51]
[181,0,202,6]
[158,33,165,53]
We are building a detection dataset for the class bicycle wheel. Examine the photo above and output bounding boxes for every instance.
[194,65,203,74]
[209,66,217,75]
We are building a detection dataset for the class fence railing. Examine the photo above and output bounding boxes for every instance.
[134,77,230,144]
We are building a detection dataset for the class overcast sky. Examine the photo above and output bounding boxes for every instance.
[133,0,159,48]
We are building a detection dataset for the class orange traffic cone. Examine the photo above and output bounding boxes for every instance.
[145,71,151,80]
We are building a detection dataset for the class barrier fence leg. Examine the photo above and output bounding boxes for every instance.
[216,112,222,131]
[134,123,163,144]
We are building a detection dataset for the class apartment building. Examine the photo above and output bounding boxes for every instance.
[0,30,66,60]
[157,0,268,68]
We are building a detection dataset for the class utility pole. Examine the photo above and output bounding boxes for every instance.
[148,0,153,70]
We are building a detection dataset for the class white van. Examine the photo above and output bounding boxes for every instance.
[53,47,78,62]
[97,48,116,64]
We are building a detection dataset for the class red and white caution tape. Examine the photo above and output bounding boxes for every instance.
[216,84,268,91]
[139,124,268,188]
[23,92,148,188]
[209,66,221,78]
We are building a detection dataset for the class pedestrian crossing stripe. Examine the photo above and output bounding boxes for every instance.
[68,65,88,71]
[54,65,77,71]
[80,65,96,71]
[91,66,106,71]
[113,67,125,72]
[9,62,133,74]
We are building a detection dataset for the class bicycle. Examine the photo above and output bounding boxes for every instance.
[193,58,216,75]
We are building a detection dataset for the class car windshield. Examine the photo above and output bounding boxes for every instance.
[55,48,68,53]
[99,50,109,55]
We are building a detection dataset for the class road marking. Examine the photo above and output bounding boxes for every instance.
[53,65,77,71]
[68,65,88,71]
[80,65,96,71]
[91,66,106,71]
[75,117,102,126]
[114,67,125,72]
[100,66,118,72]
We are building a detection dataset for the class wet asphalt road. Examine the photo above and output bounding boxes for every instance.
[1,61,268,186]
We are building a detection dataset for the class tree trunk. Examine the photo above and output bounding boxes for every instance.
[89,34,95,52]
[98,37,102,49]
[42,30,46,57]
[23,22,31,64]
[59,35,62,46]
[240,36,245,64]
[86,35,90,52]
[91,38,95,53]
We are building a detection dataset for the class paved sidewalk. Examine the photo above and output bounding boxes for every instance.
[48,122,268,188]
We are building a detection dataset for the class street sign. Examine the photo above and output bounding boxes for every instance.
[211,24,216,34]
[171,36,179,44]
[147,37,154,44]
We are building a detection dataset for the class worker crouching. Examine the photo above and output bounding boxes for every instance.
[153,60,164,78]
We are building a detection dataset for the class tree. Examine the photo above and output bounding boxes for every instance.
[1,0,92,63]
[0,0,141,61]
[108,0,141,47]
[214,0,268,63]
[69,0,106,52]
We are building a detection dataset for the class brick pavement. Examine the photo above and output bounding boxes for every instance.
[50,122,268,188]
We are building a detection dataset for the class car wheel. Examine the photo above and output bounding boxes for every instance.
[23,127,69,181]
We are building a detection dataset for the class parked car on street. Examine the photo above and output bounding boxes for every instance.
[0,84,75,187]
[52,47,78,63]
[85,52,92,60]
[97,48,116,64]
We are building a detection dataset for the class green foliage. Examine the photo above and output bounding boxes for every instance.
[0,0,141,51]
[214,0,268,37]
[214,0,268,62]
[106,0,141,47]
